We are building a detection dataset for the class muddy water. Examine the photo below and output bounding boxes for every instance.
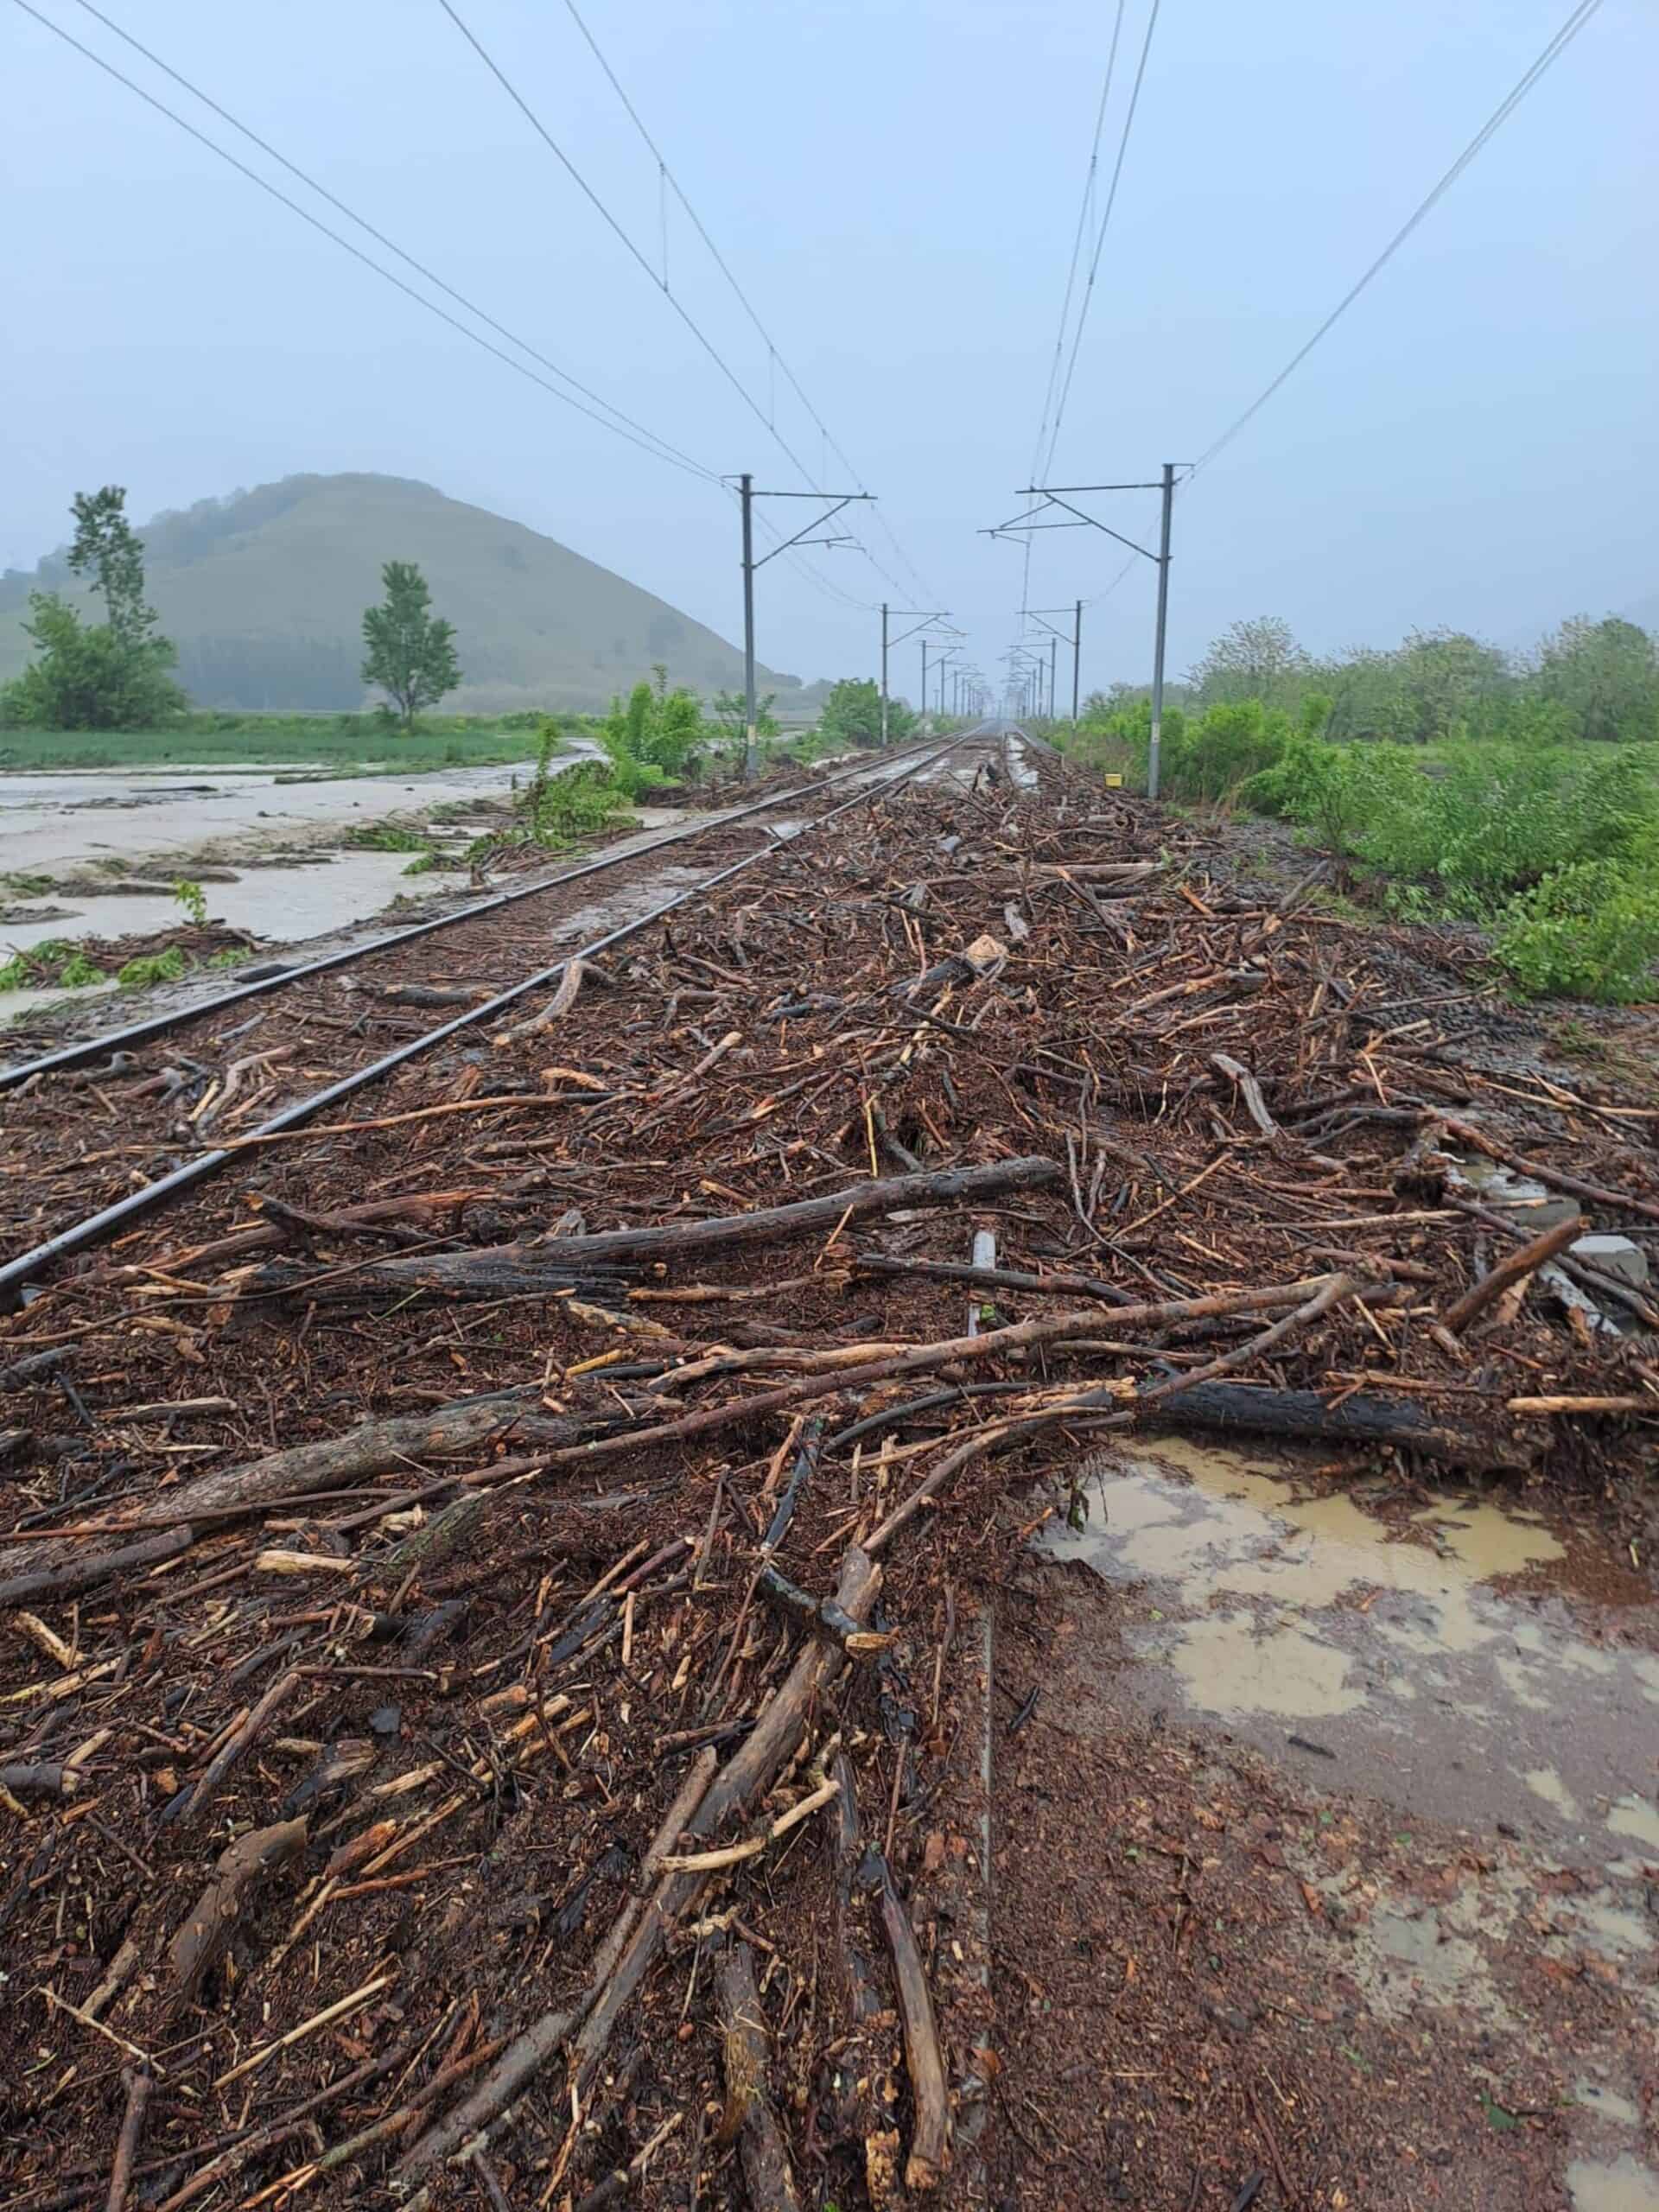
[1039,1437,1659,1854]
[1039,1439,1659,2196]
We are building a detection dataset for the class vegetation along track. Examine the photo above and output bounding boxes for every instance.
[0,732,973,1297]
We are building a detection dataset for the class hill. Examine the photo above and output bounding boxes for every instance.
[0,474,802,714]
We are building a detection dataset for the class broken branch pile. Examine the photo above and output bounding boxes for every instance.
[2,734,1655,2209]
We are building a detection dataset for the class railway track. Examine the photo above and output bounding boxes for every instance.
[0,729,986,1302]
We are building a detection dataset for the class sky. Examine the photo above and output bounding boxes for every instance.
[4,0,1656,702]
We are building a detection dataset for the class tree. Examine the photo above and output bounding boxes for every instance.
[1188,617,1307,707]
[359,560,461,728]
[709,689,779,750]
[0,486,185,731]
[1537,615,1659,745]
[817,677,915,748]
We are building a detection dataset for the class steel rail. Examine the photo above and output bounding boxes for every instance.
[0,732,981,1308]
[0,738,946,1092]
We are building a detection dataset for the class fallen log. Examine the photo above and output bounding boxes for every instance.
[715,1943,802,2212]
[1442,1212,1584,1334]
[534,1277,1344,1480]
[265,1160,1064,1306]
[0,1525,194,1611]
[872,1853,950,2191]
[853,1249,1135,1308]
[1125,1378,1536,1469]
[168,1818,308,2003]
[1,1760,76,1802]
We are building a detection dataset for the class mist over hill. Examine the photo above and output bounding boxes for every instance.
[0,474,801,714]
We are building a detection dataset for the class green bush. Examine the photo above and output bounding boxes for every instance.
[1492,861,1659,1001]
[117,944,188,988]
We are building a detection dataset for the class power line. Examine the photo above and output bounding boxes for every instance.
[61,0,715,482]
[437,0,918,612]
[1195,0,1603,474]
[1028,0,1128,484]
[15,0,721,483]
[562,0,933,596]
[1040,0,1164,481]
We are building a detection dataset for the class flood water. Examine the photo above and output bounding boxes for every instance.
[1040,1435,1659,1853]
[1037,1436,1659,2203]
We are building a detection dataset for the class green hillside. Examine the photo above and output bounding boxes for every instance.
[0,474,801,715]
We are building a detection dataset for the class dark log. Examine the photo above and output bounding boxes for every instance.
[1136,1379,1538,1469]
[0,1348,68,1393]
[715,1943,801,2212]
[261,1160,1063,1306]
[380,983,493,1007]
[0,1525,194,1612]
[1,1760,75,1801]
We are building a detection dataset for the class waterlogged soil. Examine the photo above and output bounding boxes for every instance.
[987,1433,1659,2209]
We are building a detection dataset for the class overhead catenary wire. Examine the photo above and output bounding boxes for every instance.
[437,3,874,591]
[58,0,717,482]
[14,0,721,483]
[1027,0,1128,486]
[1194,0,1604,474]
[1039,0,1164,483]
[558,0,938,607]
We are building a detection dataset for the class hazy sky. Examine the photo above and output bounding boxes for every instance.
[6,0,1656,697]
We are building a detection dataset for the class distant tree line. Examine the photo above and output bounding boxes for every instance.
[1084,612,1659,748]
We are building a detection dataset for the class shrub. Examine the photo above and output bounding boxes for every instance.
[117,944,188,989]
[1492,861,1659,1002]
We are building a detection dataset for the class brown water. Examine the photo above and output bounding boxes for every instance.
[1039,1436,1658,1851]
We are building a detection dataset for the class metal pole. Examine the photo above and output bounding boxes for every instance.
[880,603,889,747]
[1147,461,1174,802]
[1048,636,1058,721]
[1072,599,1082,724]
[741,472,758,780]
[919,638,928,732]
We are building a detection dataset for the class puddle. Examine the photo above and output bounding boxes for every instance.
[1039,1437,1659,1854]
[1606,1794,1659,1850]
[1568,2157,1659,2212]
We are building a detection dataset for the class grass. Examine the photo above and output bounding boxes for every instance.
[0,711,558,774]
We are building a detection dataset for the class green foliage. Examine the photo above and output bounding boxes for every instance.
[1188,616,1308,709]
[360,560,461,728]
[1492,861,1659,1001]
[0,486,185,732]
[1178,610,1659,751]
[709,689,779,752]
[173,878,208,926]
[0,938,109,991]
[117,944,188,989]
[1536,615,1659,746]
[344,821,431,853]
[817,677,916,749]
